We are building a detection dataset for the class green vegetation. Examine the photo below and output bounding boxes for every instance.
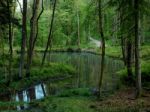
[1,88,149,112]
[0,0,150,112]
[36,96,95,112]
[0,54,75,94]
[10,63,75,91]
[117,60,150,88]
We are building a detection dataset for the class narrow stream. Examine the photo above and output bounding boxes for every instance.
[12,52,124,110]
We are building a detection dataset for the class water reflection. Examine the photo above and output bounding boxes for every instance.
[47,52,123,90]
[15,84,46,110]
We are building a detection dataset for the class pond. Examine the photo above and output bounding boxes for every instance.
[13,52,124,110]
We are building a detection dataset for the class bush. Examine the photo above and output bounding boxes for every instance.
[117,60,150,88]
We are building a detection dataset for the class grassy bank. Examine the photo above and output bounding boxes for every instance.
[1,87,150,112]
[0,53,76,95]
[32,44,150,59]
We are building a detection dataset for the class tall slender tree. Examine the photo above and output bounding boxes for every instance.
[98,0,105,98]
[134,0,142,97]
[19,0,27,79]
[76,0,80,48]
[42,0,57,65]
[26,0,41,77]
[7,0,13,82]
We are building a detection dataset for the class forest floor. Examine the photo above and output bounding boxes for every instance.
[93,87,150,112]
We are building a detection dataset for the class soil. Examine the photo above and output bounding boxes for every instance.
[94,88,150,111]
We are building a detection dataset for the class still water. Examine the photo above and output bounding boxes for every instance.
[13,52,124,110]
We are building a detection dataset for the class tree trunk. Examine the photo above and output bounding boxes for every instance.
[121,37,127,65]
[19,0,27,79]
[98,0,105,98]
[126,40,133,81]
[134,0,141,98]
[7,0,13,82]
[119,5,127,66]
[77,4,80,48]
[26,0,40,77]
[42,0,57,66]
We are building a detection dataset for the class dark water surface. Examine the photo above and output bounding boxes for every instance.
[11,52,123,110]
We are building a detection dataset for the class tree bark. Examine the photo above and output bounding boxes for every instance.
[7,0,13,82]
[119,4,127,66]
[98,0,105,98]
[126,40,133,81]
[42,0,57,66]
[77,3,80,48]
[19,0,27,79]
[26,0,40,77]
[134,0,141,98]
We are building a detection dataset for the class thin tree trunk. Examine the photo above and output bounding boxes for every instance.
[98,0,105,98]
[32,0,44,51]
[121,37,127,65]
[119,5,127,66]
[7,0,13,82]
[28,87,36,100]
[41,84,46,97]
[42,0,57,66]
[19,0,27,79]
[126,40,133,81]
[134,0,141,98]
[77,4,80,48]
[18,91,24,110]
[26,0,40,77]
[11,0,16,48]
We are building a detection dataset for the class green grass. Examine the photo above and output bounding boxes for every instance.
[0,97,95,112]
[57,88,92,97]
[8,63,76,91]
[31,95,95,112]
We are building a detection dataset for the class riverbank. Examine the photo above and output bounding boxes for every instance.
[33,44,150,59]
[1,87,149,112]
[4,44,150,59]
[0,61,76,96]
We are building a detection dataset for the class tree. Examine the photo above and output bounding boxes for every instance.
[76,1,80,48]
[26,0,44,77]
[134,0,142,97]
[42,0,57,65]
[112,0,134,81]
[19,0,27,79]
[6,0,13,82]
[98,0,105,98]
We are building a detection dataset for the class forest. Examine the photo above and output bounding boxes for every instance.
[0,0,150,112]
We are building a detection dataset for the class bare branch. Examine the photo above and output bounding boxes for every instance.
[16,0,23,14]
